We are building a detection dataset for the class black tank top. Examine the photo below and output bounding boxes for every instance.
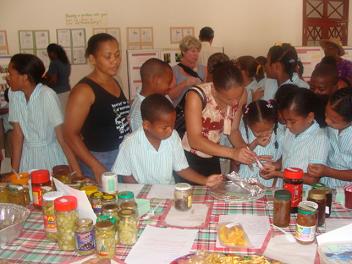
[80,77,130,152]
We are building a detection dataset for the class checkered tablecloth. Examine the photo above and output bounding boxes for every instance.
[0,185,351,263]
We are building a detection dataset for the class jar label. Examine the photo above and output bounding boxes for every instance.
[325,206,330,214]
[295,223,316,242]
[96,237,114,257]
[32,186,42,206]
[93,204,102,214]
[75,230,96,252]
[283,183,302,208]
[43,214,57,233]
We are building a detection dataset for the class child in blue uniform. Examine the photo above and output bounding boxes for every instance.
[239,100,280,187]
[308,88,352,187]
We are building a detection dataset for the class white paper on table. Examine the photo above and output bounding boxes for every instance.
[69,255,121,264]
[264,235,317,264]
[216,215,271,249]
[164,204,209,228]
[53,178,97,224]
[317,223,352,245]
[125,226,198,264]
[325,218,352,232]
[118,183,144,197]
[147,184,174,199]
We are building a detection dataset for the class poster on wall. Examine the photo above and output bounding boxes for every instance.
[19,30,34,50]
[127,27,154,50]
[0,56,11,109]
[57,29,71,47]
[0,31,9,55]
[34,30,50,49]
[170,27,194,44]
[295,46,323,81]
[93,27,121,44]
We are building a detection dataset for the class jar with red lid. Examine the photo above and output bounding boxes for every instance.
[283,167,303,213]
[55,196,78,251]
[31,170,52,208]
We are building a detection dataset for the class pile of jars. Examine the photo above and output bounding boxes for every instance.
[273,167,333,244]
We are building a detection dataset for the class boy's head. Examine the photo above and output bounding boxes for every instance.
[141,94,176,141]
[310,63,338,96]
[140,58,173,95]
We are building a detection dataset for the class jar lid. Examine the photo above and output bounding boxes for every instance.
[43,191,63,201]
[80,185,98,196]
[91,191,103,199]
[283,167,303,179]
[120,201,137,210]
[96,220,114,230]
[76,218,93,228]
[97,215,116,225]
[54,195,77,211]
[308,189,326,200]
[102,172,116,177]
[175,183,192,191]
[312,183,326,189]
[118,191,134,200]
[102,193,115,200]
[31,170,50,184]
[102,204,119,213]
[298,201,318,215]
[118,208,135,218]
[274,189,291,201]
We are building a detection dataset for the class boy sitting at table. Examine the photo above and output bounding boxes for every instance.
[112,94,223,186]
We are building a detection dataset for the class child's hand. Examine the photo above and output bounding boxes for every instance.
[232,147,256,165]
[205,174,224,188]
[307,164,327,177]
[259,162,276,179]
[258,155,273,162]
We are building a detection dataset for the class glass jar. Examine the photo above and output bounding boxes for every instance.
[118,209,138,246]
[102,204,119,243]
[52,165,71,184]
[102,193,116,206]
[10,172,29,185]
[308,189,326,227]
[295,201,318,244]
[75,218,96,255]
[90,191,103,215]
[0,183,8,203]
[42,191,63,241]
[273,189,291,227]
[55,196,78,251]
[95,220,116,259]
[313,185,332,218]
[8,184,26,206]
[31,170,52,208]
[117,191,135,207]
[283,167,303,213]
[174,183,192,211]
[101,171,118,194]
[80,185,98,197]
[120,201,138,217]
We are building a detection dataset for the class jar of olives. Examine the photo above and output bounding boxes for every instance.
[102,193,116,206]
[55,196,78,251]
[118,209,138,246]
[117,191,135,207]
[75,218,96,255]
[95,220,116,259]
[42,191,63,241]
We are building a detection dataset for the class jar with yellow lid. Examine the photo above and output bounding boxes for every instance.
[10,172,29,185]
[80,185,98,197]
[95,220,115,259]
[118,209,138,246]
[0,183,8,203]
[102,193,116,206]
[90,191,103,215]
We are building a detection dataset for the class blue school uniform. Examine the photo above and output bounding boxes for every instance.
[245,79,259,104]
[321,126,352,187]
[238,121,281,187]
[129,90,145,132]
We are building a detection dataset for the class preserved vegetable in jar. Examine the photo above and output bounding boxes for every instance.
[102,193,116,206]
[42,191,63,241]
[174,183,192,211]
[31,170,52,208]
[90,191,103,215]
[120,201,138,217]
[118,209,138,246]
[8,184,26,206]
[117,191,135,207]
[283,167,303,213]
[101,204,119,243]
[312,184,332,218]
[55,196,78,251]
[80,185,98,197]
[75,218,95,255]
[295,201,318,244]
[95,220,115,259]
[308,189,326,227]
[0,183,8,203]
[273,189,291,227]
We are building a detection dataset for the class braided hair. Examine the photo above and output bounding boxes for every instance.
[329,87,352,122]
[242,100,279,148]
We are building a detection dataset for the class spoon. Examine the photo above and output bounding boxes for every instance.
[12,168,20,180]
[273,225,296,243]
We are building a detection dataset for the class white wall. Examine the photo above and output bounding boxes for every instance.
[1,0,351,96]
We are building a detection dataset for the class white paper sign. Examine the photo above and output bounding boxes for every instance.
[147,184,174,199]
[164,203,209,228]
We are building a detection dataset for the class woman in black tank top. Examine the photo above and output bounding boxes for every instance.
[64,33,130,182]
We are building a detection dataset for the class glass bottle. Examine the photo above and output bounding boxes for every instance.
[295,201,318,244]
[118,209,138,246]
[308,189,326,227]
[75,218,96,255]
[283,167,303,213]
[95,220,116,259]
[42,191,63,241]
[273,189,291,227]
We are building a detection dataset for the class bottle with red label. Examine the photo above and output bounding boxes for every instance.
[283,167,303,213]
[31,170,52,208]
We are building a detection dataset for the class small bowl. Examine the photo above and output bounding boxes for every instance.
[0,203,30,246]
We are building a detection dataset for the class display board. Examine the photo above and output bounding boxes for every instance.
[93,27,121,44]
[56,28,86,65]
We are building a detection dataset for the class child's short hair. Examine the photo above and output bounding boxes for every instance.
[236,56,258,78]
[212,61,243,91]
[329,87,352,122]
[140,58,172,83]
[281,88,326,127]
[207,52,230,75]
[141,94,175,123]
[312,63,338,85]
[275,84,300,111]
[267,43,298,81]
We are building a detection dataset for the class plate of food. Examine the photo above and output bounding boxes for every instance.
[170,252,282,264]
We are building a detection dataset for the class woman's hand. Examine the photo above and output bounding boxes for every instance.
[205,174,224,188]
[92,163,107,184]
[307,164,327,177]
[231,147,256,165]
[259,162,277,179]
